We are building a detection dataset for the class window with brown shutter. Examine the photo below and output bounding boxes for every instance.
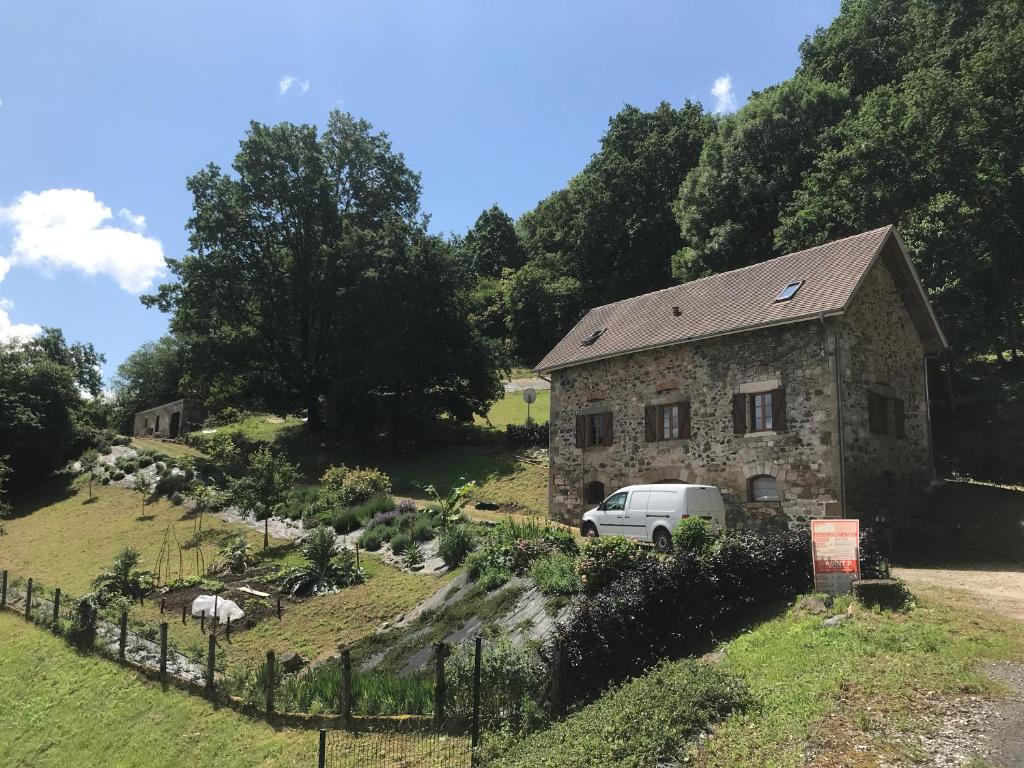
[868,390,889,435]
[750,391,774,431]
[578,412,614,448]
[645,401,692,441]
[894,398,906,438]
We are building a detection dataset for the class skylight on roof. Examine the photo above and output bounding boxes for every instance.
[774,280,803,303]
[581,328,605,347]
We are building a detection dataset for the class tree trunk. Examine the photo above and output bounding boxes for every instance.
[306,395,324,432]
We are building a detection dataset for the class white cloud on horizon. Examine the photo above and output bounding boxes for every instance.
[711,74,738,114]
[279,74,310,95]
[0,188,166,294]
[0,298,42,342]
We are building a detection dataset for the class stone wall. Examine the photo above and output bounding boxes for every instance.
[837,259,932,520]
[548,320,843,529]
[133,399,204,439]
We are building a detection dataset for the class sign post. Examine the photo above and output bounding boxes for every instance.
[811,519,860,595]
[522,387,537,425]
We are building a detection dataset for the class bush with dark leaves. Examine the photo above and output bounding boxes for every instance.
[557,528,814,702]
[505,422,549,447]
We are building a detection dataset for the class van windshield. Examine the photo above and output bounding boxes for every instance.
[603,492,627,511]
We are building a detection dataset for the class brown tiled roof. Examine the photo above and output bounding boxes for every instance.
[535,226,947,373]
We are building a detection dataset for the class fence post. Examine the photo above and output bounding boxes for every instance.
[318,729,326,768]
[433,642,448,729]
[118,609,128,659]
[25,578,33,619]
[551,638,568,719]
[341,648,352,724]
[159,622,168,678]
[226,616,231,642]
[160,598,165,615]
[265,650,275,713]
[206,633,216,691]
[53,588,61,626]
[1,569,7,609]
[276,597,282,620]
[200,609,206,633]
[264,517,269,550]
[471,635,482,749]
[182,604,187,624]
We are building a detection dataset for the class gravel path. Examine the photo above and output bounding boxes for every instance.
[895,565,1024,623]
[504,376,550,392]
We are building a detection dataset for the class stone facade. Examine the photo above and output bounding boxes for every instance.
[547,259,934,530]
[133,399,204,439]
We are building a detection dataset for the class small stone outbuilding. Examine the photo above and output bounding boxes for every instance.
[536,226,948,530]
[133,399,204,440]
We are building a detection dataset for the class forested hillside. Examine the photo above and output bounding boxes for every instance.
[476,0,1023,368]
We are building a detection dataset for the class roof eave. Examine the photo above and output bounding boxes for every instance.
[535,309,846,374]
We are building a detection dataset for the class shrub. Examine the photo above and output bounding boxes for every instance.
[137,455,154,469]
[528,553,580,596]
[112,470,125,481]
[577,537,648,594]
[101,476,111,485]
[438,525,476,567]
[65,596,98,649]
[505,421,549,447]
[318,464,392,508]
[322,507,365,535]
[410,514,434,543]
[170,491,184,505]
[358,526,387,551]
[673,516,715,556]
[559,528,813,702]
[204,406,251,428]
[403,543,425,567]
[281,526,363,596]
[446,638,547,730]
[389,531,414,555]
[468,519,579,591]
[111,434,132,446]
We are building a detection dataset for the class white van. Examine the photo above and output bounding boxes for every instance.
[580,484,727,552]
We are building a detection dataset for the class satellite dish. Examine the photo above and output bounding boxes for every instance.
[522,388,537,404]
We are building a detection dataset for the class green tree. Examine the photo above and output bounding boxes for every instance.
[0,329,103,488]
[506,256,582,365]
[132,472,155,517]
[79,449,100,501]
[109,336,186,433]
[460,205,527,278]
[145,110,500,435]
[673,76,851,280]
[229,446,298,547]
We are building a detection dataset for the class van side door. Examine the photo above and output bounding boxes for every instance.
[623,490,650,539]
[597,490,628,534]
[646,490,679,540]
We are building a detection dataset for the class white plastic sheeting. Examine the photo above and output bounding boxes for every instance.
[191,594,244,624]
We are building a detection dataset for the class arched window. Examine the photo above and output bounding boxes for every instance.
[749,475,779,502]
[584,481,606,505]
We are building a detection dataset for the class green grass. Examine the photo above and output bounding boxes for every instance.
[0,611,317,767]
[688,592,1024,767]
[0,481,276,595]
[486,659,750,768]
[131,437,205,459]
[475,389,550,429]
[139,555,452,671]
[0,611,454,768]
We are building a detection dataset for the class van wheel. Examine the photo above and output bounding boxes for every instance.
[582,523,598,539]
[653,528,672,553]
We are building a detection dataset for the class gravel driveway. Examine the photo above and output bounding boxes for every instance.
[895,564,1024,624]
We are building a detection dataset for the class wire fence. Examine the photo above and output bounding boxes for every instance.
[321,727,473,768]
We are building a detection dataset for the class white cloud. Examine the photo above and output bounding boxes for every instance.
[0,189,165,294]
[711,74,738,114]
[117,207,146,231]
[0,298,41,342]
[279,74,310,95]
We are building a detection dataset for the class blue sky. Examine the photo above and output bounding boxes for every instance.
[0,1,839,381]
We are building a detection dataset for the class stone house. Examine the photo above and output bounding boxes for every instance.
[133,399,205,440]
[535,226,947,529]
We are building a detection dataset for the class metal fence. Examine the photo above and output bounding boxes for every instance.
[320,727,473,768]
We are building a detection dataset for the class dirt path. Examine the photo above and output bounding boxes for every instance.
[895,565,1024,624]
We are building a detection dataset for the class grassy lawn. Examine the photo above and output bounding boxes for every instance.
[690,589,1024,767]
[206,415,550,514]
[131,437,205,459]
[138,555,452,671]
[475,389,550,429]
[0,611,454,768]
[0,482,276,595]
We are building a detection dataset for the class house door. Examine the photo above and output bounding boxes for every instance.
[169,412,181,439]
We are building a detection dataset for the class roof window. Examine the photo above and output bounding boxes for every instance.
[581,328,605,347]
[774,280,803,302]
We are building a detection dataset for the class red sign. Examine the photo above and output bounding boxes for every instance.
[811,519,861,594]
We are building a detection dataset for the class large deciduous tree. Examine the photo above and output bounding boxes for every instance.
[110,335,186,433]
[144,110,501,436]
